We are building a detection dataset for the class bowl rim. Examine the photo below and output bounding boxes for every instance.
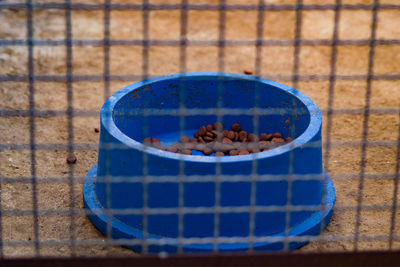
[100,72,322,163]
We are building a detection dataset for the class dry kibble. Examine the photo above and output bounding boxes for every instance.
[259,133,270,141]
[184,143,195,150]
[222,137,232,144]
[206,124,213,132]
[239,131,247,141]
[190,138,198,143]
[194,132,199,138]
[94,127,100,133]
[272,132,283,139]
[181,149,192,155]
[66,155,77,164]
[215,152,225,157]
[167,147,178,153]
[238,150,250,155]
[231,123,242,132]
[234,132,239,141]
[152,144,166,151]
[243,69,253,75]
[213,122,223,131]
[196,143,207,151]
[248,133,258,142]
[198,136,206,144]
[179,136,190,143]
[286,137,293,142]
[151,137,161,144]
[229,150,239,156]
[271,137,285,143]
[223,130,229,137]
[198,126,207,136]
[143,137,152,145]
[204,136,214,142]
[227,131,236,140]
[205,131,214,138]
[171,142,183,149]
[233,142,243,149]
[202,147,213,155]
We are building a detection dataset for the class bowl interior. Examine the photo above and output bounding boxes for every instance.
[113,76,310,155]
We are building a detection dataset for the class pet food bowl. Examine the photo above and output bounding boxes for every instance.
[83,72,335,253]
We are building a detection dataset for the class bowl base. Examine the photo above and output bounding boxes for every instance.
[83,164,335,253]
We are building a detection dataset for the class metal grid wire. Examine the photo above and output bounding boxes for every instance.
[0,0,399,258]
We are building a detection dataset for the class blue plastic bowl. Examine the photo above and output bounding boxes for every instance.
[83,72,335,253]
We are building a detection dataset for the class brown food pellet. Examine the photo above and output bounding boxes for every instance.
[206,124,213,132]
[152,144,166,151]
[215,152,225,157]
[243,69,253,75]
[258,141,270,150]
[194,132,199,138]
[143,137,152,145]
[181,149,192,155]
[223,129,229,137]
[231,123,242,132]
[238,150,250,155]
[271,137,285,143]
[171,142,183,149]
[213,122,223,131]
[259,133,269,141]
[227,131,235,140]
[239,131,247,141]
[198,126,207,136]
[183,143,195,150]
[234,131,239,141]
[202,147,213,155]
[286,137,293,142]
[203,136,214,142]
[248,133,258,142]
[167,147,178,153]
[233,142,243,149]
[196,143,207,151]
[211,130,218,136]
[229,150,239,156]
[222,137,232,144]
[151,137,161,144]
[179,136,190,143]
[66,155,77,164]
[94,127,100,133]
[205,131,214,138]
[272,132,283,139]
[198,136,206,144]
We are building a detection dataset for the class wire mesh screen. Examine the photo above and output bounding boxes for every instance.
[0,0,399,258]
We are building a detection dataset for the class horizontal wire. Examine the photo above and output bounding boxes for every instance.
[1,39,400,47]
[0,140,398,152]
[1,234,399,248]
[1,173,398,185]
[1,107,399,118]
[0,203,395,218]
[1,74,399,83]
[0,2,400,11]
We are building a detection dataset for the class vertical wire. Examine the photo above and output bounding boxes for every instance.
[177,0,188,255]
[388,111,400,249]
[248,0,265,253]
[103,0,112,252]
[213,0,226,253]
[26,0,40,256]
[354,0,379,251]
[141,0,150,254]
[283,0,303,252]
[65,0,76,256]
[320,0,341,237]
